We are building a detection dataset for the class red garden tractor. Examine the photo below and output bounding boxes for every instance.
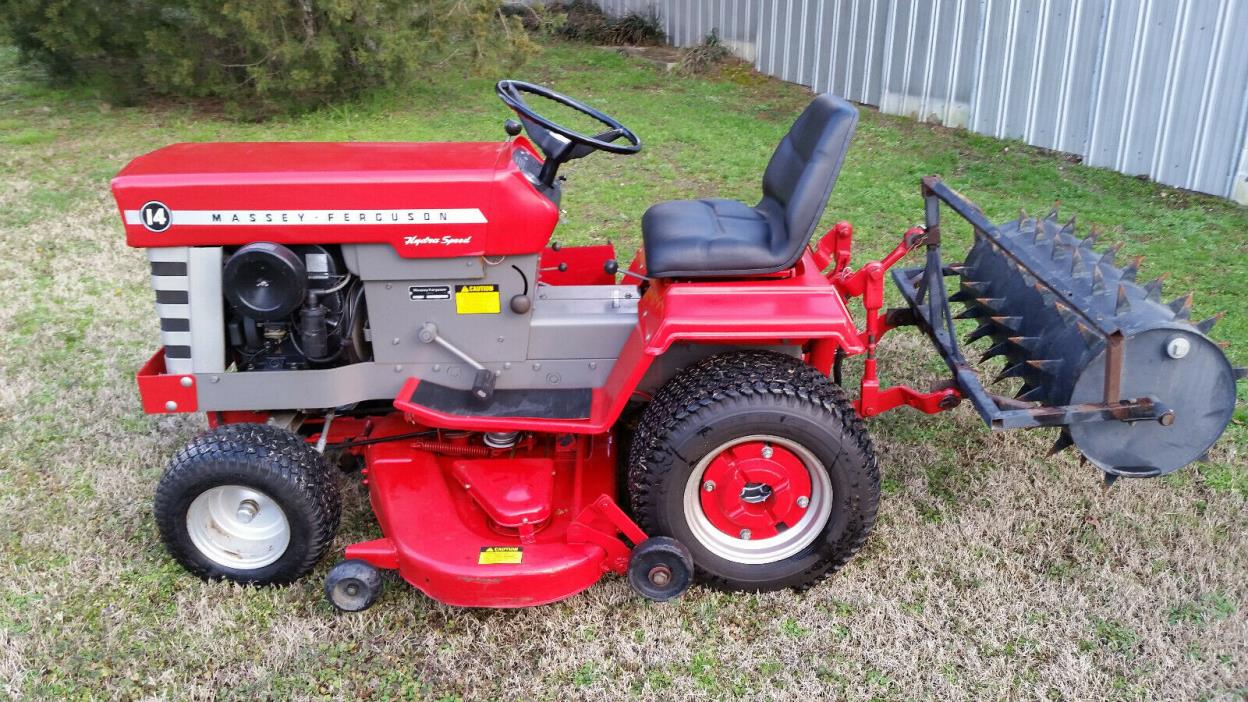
[112,81,1243,612]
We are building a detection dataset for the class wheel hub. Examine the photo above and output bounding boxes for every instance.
[697,440,812,540]
[186,485,291,570]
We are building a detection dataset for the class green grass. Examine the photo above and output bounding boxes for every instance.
[0,42,1245,700]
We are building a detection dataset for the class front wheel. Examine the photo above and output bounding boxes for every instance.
[154,423,341,586]
[628,351,880,592]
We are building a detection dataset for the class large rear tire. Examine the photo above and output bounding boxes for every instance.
[154,423,341,586]
[628,351,879,592]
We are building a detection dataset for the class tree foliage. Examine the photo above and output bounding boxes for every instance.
[1,0,532,117]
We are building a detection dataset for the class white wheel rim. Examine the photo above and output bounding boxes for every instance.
[682,434,833,565]
[186,485,290,570]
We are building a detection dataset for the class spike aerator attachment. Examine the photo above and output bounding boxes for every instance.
[958,212,1238,477]
[895,177,1242,481]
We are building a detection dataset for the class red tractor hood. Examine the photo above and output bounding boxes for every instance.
[111,139,560,257]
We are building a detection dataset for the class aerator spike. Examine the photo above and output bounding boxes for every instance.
[1053,302,1080,326]
[990,316,1023,331]
[955,307,989,320]
[1033,222,1050,245]
[1143,274,1167,302]
[1115,284,1132,315]
[1167,293,1193,320]
[1070,246,1086,274]
[1032,282,1057,305]
[1048,430,1074,456]
[1075,322,1100,344]
[980,342,1011,363]
[976,297,1006,310]
[1008,336,1040,351]
[1027,359,1064,374]
[1060,215,1077,237]
[992,362,1029,384]
[1233,367,1247,381]
[1016,385,1047,402]
[1099,241,1124,267]
[1121,255,1143,282]
[1103,473,1119,490]
[1079,224,1101,248]
[950,280,991,302]
[1091,265,1108,296]
[1044,206,1060,222]
[965,323,996,344]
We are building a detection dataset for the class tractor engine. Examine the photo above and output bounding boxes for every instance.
[220,243,370,371]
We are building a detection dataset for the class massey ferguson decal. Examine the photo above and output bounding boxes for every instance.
[122,208,487,227]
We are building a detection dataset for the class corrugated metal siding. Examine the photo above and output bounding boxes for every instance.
[584,0,1248,203]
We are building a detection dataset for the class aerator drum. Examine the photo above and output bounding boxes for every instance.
[955,210,1238,477]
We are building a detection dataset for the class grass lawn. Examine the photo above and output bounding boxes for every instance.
[1,42,1245,700]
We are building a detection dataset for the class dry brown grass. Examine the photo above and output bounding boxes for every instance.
[0,43,1245,700]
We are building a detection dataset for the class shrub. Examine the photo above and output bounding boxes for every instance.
[0,0,533,117]
[679,30,732,74]
[547,0,664,46]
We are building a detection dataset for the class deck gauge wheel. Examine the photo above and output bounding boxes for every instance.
[627,536,694,602]
[325,559,383,612]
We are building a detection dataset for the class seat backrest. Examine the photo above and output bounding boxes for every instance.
[757,94,859,266]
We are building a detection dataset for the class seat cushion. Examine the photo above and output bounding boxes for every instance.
[641,199,783,277]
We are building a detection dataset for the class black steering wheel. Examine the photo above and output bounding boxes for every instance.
[496,80,641,187]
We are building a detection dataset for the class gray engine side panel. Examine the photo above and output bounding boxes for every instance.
[361,252,539,365]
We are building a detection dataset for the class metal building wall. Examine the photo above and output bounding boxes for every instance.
[588,0,1248,204]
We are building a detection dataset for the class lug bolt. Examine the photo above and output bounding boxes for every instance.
[761,445,774,459]
[1159,410,1176,426]
[236,499,259,523]
[739,529,752,540]
[796,496,810,508]
[703,480,716,492]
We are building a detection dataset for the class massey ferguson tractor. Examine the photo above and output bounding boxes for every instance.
[112,82,1243,612]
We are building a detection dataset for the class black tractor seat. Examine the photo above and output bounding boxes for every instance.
[642,94,858,278]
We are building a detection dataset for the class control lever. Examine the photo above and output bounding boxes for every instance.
[418,323,496,402]
[604,259,651,283]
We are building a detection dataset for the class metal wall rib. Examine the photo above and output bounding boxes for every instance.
[588,0,1248,203]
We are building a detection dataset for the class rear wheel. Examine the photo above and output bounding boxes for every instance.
[628,351,879,591]
[154,423,341,586]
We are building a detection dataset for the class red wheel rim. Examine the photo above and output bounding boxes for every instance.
[697,440,814,540]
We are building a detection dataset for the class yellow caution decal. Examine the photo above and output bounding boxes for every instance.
[455,284,501,314]
[478,546,523,565]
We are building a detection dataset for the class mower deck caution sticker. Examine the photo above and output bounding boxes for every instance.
[455,284,500,314]
[478,546,523,565]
